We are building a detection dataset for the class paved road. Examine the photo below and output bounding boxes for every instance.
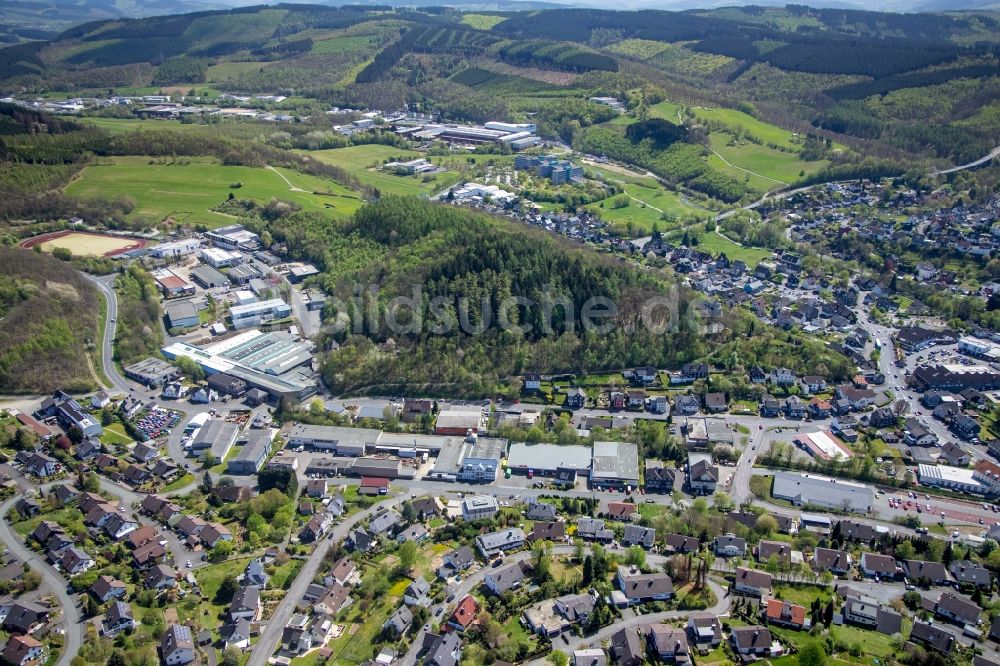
[0,492,82,666]
[84,273,130,392]
[933,145,1000,175]
[247,492,427,666]
[525,579,730,665]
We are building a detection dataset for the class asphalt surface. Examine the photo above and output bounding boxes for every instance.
[84,273,131,392]
[246,492,427,666]
[0,490,82,666]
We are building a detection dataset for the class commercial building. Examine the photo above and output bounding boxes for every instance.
[456,437,506,483]
[206,224,260,251]
[200,247,244,268]
[285,424,380,455]
[919,461,1000,495]
[230,298,291,329]
[484,121,537,134]
[152,269,195,298]
[124,358,179,387]
[514,154,584,185]
[506,442,592,477]
[348,457,413,479]
[227,429,274,475]
[191,419,239,460]
[149,238,201,259]
[40,391,103,438]
[591,441,639,490]
[434,408,484,435]
[911,364,1000,392]
[165,301,199,329]
[190,265,230,289]
[771,471,874,513]
[794,431,854,461]
[162,330,317,400]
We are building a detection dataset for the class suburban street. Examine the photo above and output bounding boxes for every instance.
[0,491,82,666]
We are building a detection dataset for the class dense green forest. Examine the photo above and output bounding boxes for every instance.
[0,247,101,393]
[245,196,851,396]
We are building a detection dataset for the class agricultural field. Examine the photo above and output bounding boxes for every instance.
[81,117,207,134]
[583,164,711,232]
[695,229,772,267]
[311,35,380,55]
[64,156,362,226]
[305,145,463,196]
[707,134,828,191]
[205,61,269,81]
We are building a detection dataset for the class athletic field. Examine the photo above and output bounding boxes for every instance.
[21,231,146,257]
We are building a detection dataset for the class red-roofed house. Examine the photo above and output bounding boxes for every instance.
[446,595,480,633]
[766,598,807,630]
[359,477,390,496]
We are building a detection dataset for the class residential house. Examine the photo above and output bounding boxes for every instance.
[161,624,196,665]
[860,553,898,579]
[733,568,772,597]
[729,626,772,657]
[229,586,261,622]
[687,614,722,648]
[526,501,558,521]
[220,619,252,651]
[949,560,991,589]
[422,632,462,666]
[663,534,699,554]
[704,393,727,413]
[60,546,95,575]
[476,528,526,558]
[935,592,981,626]
[800,376,827,395]
[813,548,852,575]
[91,576,127,603]
[446,595,480,633]
[610,628,643,666]
[644,464,675,493]
[403,578,432,607]
[201,523,233,549]
[576,518,614,544]
[674,394,701,416]
[242,559,269,589]
[687,453,718,496]
[648,625,689,663]
[713,534,746,557]
[484,561,531,596]
[621,525,655,549]
[102,601,136,637]
[766,599,807,630]
[531,521,566,543]
[438,546,475,579]
[616,566,674,604]
[145,564,177,589]
[903,560,951,586]
[302,514,333,543]
[383,605,413,636]
[2,636,43,666]
[605,501,637,522]
[909,621,955,654]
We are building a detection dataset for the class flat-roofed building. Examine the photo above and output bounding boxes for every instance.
[190,265,229,289]
[507,442,592,477]
[166,301,199,329]
[461,495,499,521]
[152,269,195,298]
[228,429,274,475]
[191,419,239,460]
[285,424,380,455]
[200,247,243,268]
[434,408,484,435]
[150,238,201,259]
[771,471,874,513]
[124,358,180,387]
[348,457,414,479]
[230,298,291,329]
[457,437,506,483]
[591,441,639,490]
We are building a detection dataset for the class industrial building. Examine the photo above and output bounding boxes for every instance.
[506,442,591,477]
[190,265,230,289]
[151,269,195,299]
[190,419,239,460]
[162,330,318,400]
[348,457,414,479]
[165,302,199,329]
[149,238,201,259]
[227,429,274,475]
[124,358,180,387]
[200,248,243,268]
[591,441,640,491]
[230,298,291,329]
[427,435,506,482]
[434,408,485,435]
[285,424,381,455]
[206,224,260,251]
[771,471,874,513]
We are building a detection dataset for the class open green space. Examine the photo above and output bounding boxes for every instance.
[64,156,363,227]
[98,422,133,446]
[695,230,771,266]
[81,117,200,134]
[206,61,269,81]
[305,145,462,196]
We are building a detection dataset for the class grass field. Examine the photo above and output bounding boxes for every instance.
[65,156,363,226]
[583,164,711,232]
[311,35,378,54]
[82,117,199,134]
[696,230,771,266]
[461,13,506,29]
[708,134,828,191]
[305,145,461,196]
[206,61,267,81]
[99,422,133,446]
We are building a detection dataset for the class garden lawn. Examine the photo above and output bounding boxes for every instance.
[270,559,304,590]
[99,422,133,446]
[305,145,463,196]
[772,583,832,606]
[65,156,362,227]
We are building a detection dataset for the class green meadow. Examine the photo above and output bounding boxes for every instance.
[65,156,362,226]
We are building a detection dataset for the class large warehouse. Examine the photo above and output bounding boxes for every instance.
[427,435,507,482]
[227,429,274,475]
[162,330,318,401]
[591,441,640,491]
[506,442,592,476]
[190,419,239,461]
[771,471,874,513]
[285,424,381,456]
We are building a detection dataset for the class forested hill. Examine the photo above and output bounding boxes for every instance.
[249,196,853,397]
[0,247,102,394]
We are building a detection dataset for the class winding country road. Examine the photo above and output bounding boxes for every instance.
[84,273,131,393]
[0,491,82,666]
